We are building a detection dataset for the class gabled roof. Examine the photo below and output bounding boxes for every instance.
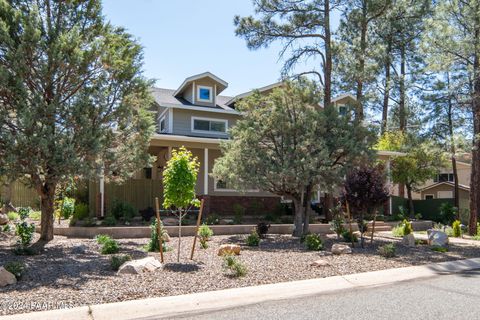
[419,181,470,192]
[225,82,284,106]
[173,72,228,97]
[318,93,357,108]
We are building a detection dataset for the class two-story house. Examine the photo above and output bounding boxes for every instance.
[92,72,359,217]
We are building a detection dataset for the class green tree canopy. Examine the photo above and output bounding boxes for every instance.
[213,80,374,236]
[0,0,154,241]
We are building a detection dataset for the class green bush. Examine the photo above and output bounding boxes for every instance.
[438,202,457,225]
[73,202,89,220]
[110,254,131,271]
[245,229,260,246]
[431,246,448,253]
[378,243,396,258]
[95,234,111,245]
[61,197,75,219]
[146,219,169,252]
[204,214,219,225]
[304,233,323,251]
[222,254,247,277]
[29,211,41,221]
[198,223,213,249]
[102,215,117,226]
[330,216,345,238]
[341,230,358,243]
[110,201,136,222]
[17,207,31,220]
[391,225,403,237]
[4,261,26,279]
[401,219,413,236]
[452,220,462,237]
[15,221,35,248]
[232,203,245,224]
[7,212,19,221]
[100,238,120,254]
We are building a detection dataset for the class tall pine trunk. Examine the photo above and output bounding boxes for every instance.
[302,186,313,235]
[381,40,392,134]
[39,182,56,241]
[406,184,415,218]
[292,197,304,237]
[446,77,460,211]
[323,0,332,109]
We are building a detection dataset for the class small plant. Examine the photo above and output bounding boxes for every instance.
[330,216,345,239]
[341,230,358,243]
[245,229,260,246]
[61,197,75,219]
[4,261,26,279]
[205,214,220,225]
[431,246,448,253]
[452,220,462,238]
[110,254,132,271]
[7,211,19,221]
[378,243,396,258]
[232,203,245,224]
[198,224,213,249]
[95,234,111,245]
[100,238,120,254]
[256,222,270,238]
[414,213,422,220]
[15,221,35,248]
[110,200,136,223]
[401,219,413,236]
[391,225,403,237]
[17,207,31,220]
[29,211,41,221]
[102,215,117,226]
[73,202,89,220]
[304,233,323,251]
[222,254,247,277]
[145,219,169,252]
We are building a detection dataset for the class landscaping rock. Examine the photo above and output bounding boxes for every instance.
[402,234,416,247]
[162,232,171,242]
[117,257,162,275]
[219,219,234,225]
[0,267,16,287]
[331,243,352,255]
[310,259,330,267]
[217,244,241,256]
[0,214,8,225]
[162,218,178,226]
[427,229,449,247]
[70,245,87,255]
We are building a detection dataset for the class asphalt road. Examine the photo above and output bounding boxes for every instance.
[172,270,480,320]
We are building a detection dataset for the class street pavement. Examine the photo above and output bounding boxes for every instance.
[173,270,480,320]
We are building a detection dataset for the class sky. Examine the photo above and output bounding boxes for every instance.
[102,0,287,97]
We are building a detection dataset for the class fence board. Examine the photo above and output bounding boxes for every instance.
[6,181,40,209]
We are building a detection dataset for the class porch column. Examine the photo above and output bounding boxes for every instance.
[204,148,209,195]
[99,169,105,218]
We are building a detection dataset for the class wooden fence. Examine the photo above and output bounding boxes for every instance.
[2,181,40,209]
[89,179,163,216]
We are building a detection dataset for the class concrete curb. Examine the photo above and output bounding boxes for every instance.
[4,258,480,320]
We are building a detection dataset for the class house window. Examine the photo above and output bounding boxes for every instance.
[159,116,166,133]
[192,117,227,134]
[143,168,152,180]
[424,194,434,200]
[338,105,347,116]
[197,86,213,103]
[215,179,228,190]
[434,173,454,183]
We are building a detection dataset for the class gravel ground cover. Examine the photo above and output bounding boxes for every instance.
[1,232,480,316]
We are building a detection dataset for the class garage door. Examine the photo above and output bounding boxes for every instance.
[437,191,453,199]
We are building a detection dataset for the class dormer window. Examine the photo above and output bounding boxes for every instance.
[197,85,213,103]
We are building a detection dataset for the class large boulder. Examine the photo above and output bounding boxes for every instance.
[162,218,178,226]
[427,229,449,247]
[331,243,352,255]
[117,257,162,275]
[310,259,330,267]
[0,214,8,225]
[218,244,241,256]
[0,267,16,287]
[402,234,416,247]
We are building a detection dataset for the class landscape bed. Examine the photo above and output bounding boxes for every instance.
[1,233,479,316]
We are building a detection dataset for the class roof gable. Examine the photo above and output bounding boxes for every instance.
[174,72,228,97]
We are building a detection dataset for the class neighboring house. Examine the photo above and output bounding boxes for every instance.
[93,72,359,216]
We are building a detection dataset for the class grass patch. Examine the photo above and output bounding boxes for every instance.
[431,246,448,253]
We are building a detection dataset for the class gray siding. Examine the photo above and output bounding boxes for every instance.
[157,106,170,133]
[171,108,240,138]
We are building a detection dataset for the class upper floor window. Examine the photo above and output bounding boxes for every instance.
[338,105,347,116]
[159,116,166,133]
[434,173,454,183]
[192,117,227,134]
[197,85,213,103]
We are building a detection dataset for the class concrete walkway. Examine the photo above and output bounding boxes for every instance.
[3,258,480,320]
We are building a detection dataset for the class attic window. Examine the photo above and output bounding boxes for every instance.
[197,85,213,103]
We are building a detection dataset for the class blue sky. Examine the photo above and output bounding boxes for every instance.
[102,0,288,97]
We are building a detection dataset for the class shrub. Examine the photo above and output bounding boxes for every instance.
[330,215,345,239]
[61,197,75,219]
[139,207,155,222]
[15,221,35,248]
[205,214,219,225]
[95,234,111,245]
[3,224,11,232]
[102,215,117,226]
[452,220,462,238]
[146,219,169,252]
[431,246,448,253]
[100,238,120,254]
[256,222,270,238]
[391,225,403,237]
[7,212,19,221]
[378,243,396,258]
[110,254,131,271]
[304,233,323,251]
[245,229,260,246]
[341,230,358,243]
[17,207,31,220]
[110,201,136,222]
[222,254,247,277]
[4,261,26,279]
[401,219,413,236]
[232,203,245,224]
[438,202,457,225]
[198,224,213,249]
[73,202,89,220]
[29,211,41,221]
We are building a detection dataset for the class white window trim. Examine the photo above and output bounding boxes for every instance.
[191,116,228,134]
[197,85,213,103]
[424,194,435,200]
[159,115,167,133]
[213,179,259,193]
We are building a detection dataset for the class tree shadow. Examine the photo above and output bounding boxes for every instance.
[162,263,201,273]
